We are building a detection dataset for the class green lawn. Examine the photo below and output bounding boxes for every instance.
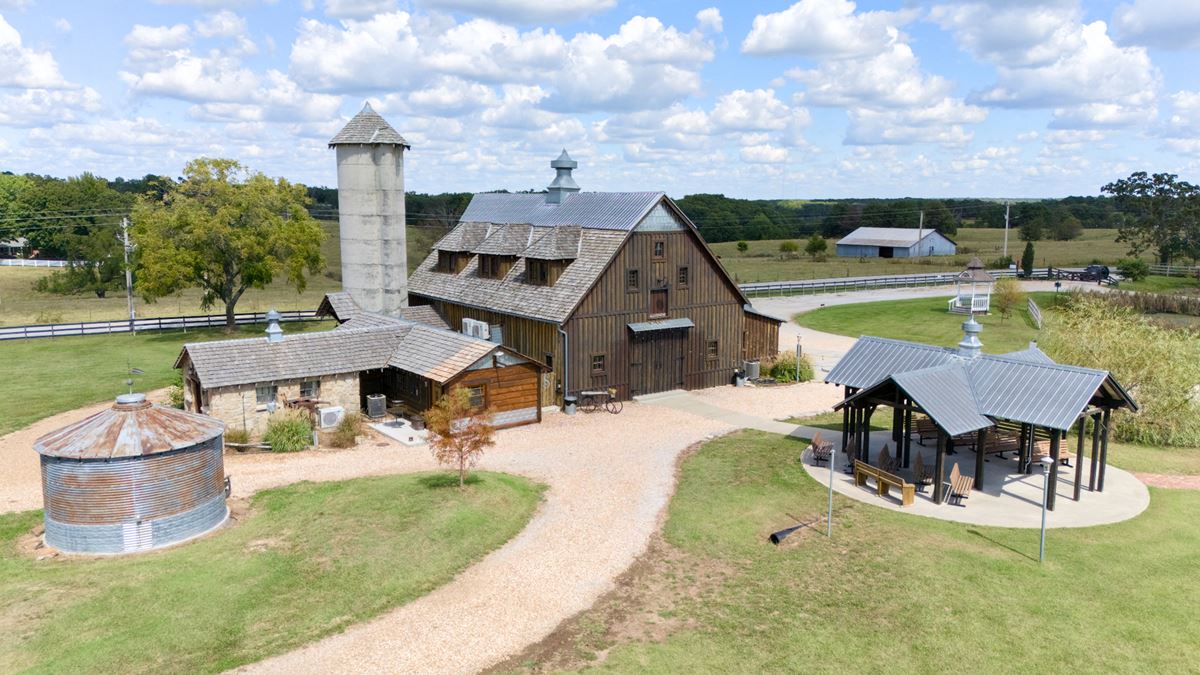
[785,409,888,432]
[1122,274,1200,295]
[712,228,1141,283]
[794,293,1053,354]
[513,430,1199,672]
[0,321,332,436]
[0,471,542,673]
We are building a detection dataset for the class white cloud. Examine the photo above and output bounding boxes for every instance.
[195,10,246,38]
[711,89,790,131]
[790,42,954,108]
[1113,0,1200,50]
[0,14,71,88]
[188,70,342,122]
[740,144,789,163]
[289,13,424,91]
[417,0,615,24]
[934,3,1160,129]
[695,7,722,33]
[124,23,192,50]
[845,100,985,146]
[0,87,103,127]
[28,117,177,154]
[122,51,260,102]
[323,0,396,19]
[742,0,912,58]
[54,18,71,33]
[405,76,497,116]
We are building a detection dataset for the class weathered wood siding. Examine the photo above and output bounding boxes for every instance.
[445,360,542,428]
[409,296,561,406]
[743,311,781,362]
[567,229,745,399]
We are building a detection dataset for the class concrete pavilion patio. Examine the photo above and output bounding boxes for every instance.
[800,428,1149,528]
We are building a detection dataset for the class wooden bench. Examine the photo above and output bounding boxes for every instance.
[945,463,974,506]
[854,459,915,507]
[807,431,834,466]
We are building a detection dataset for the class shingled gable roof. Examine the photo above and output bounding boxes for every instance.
[410,193,749,323]
[316,291,449,330]
[830,336,1137,433]
[328,102,409,147]
[433,221,491,253]
[474,222,534,256]
[523,225,581,260]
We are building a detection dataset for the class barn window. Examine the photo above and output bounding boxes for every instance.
[591,354,607,375]
[677,266,689,287]
[255,384,277,408]
[545,352,554,369]
[706,340,719,360]
[466,385,486,409]
[653,240,665,259]
[300,380,320,399]
[626,268,639,291]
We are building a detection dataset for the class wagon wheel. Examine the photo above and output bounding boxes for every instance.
[580,394,600,413]
[605,398,623,415]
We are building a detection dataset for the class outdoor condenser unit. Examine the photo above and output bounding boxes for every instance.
[318,406,345,430]
[366,394,387,420]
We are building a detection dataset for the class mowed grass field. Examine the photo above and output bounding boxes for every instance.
[793,292,1054,354]
[711,228,1140,283]
[507,430,1200,672]
[0,472,543,673]
[0,221,446,326]
[0,321,333,436]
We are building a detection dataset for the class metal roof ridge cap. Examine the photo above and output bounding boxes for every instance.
[979,352,1110,376]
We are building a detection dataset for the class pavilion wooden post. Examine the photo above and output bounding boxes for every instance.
[892,390,903,444]
[863,406,876,463]
[1048,430,1060,511]
[1018,423,1029,473]
[1074,418,1085,501]
[902,402,912,468]
[1089,412,1101,491]
[1098,408,1111,492]
[933,429,947,504]
[841,386,851,453]
[974,425,988,491]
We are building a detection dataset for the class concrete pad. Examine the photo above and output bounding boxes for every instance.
[801,430,1150,529]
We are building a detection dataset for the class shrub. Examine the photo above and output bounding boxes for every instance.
[804,234,827,259]
[225,428,251,445]
[778,240,799,258]
[1043,294,1200,446]
[167,370,185,409]
[264,411,312,453]
[327,412,363,449]
[993,277,1025,323]
[766,351,814,383]
[1117,257,1150,282]
[988,255,1014,270]
[736,240,748,254]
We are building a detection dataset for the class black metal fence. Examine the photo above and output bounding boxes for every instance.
[0,310,319,341]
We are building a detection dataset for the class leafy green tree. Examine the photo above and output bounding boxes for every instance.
[736,240,748,254]
[1103,171,1200,264]
[132,158,325,329]
[1050,212,1084,241]
[920,200,957,236]
[1021,241,1036,277]
[804,233,827,259]
[1117,258,1150,281]
[778,240,799,258]
[992,277,1024,323]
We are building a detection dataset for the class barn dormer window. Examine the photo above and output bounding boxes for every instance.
[479,254,517,279]
[437,251,469,274]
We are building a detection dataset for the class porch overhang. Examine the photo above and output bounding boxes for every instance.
[627,318,694,333]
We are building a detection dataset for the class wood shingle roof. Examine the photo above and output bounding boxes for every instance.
[328,102,409,147]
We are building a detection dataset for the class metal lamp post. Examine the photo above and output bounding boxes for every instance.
[827,443,837,537]
[795,335,803,383]
[1039,456,1054,562]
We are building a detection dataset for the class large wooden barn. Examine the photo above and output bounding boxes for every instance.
[407,151,781,403]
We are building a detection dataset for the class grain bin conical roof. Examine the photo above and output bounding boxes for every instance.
[33,393,224,459]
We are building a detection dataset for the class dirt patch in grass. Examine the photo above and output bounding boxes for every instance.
[492,535,737,674]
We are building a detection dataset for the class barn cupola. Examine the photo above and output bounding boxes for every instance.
[957,313,983,359]
[546,149,579,204]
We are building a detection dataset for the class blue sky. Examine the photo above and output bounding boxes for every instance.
[1,0,1199,199]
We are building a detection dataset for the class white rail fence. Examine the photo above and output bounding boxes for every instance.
[1148,263,1200,277]
[739,268,1050,298]
[1028,297,1043,330]
[0,310,319,341]
[0,259,67,268]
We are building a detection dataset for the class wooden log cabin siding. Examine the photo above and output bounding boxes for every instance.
[743,311,780,361]
[409,298,562,405]
[443,359,543,429]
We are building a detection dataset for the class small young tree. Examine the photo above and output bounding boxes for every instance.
[992,276,1024,323]
[1021,241,1036,277]
[804,233,828,259]
[778,240,799,259]
[425,388,496,488]
[736,240,749,254]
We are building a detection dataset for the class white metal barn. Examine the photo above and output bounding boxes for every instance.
[836,227,957,258]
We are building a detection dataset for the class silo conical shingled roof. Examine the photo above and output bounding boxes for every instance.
[328,102,410,147]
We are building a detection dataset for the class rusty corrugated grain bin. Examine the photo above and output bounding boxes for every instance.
[33,393,227,554]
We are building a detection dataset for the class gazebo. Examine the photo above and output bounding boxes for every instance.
[826,315,1137,510]
[947,257,994,314]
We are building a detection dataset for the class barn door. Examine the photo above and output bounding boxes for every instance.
[629,329,685,396]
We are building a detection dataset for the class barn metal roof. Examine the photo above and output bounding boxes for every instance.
[459,191,664,231]
[836,227,948,248]
[34,394,225,459]
[328,102,409,146]
[829,335,1137,433]
[628,318,695,333]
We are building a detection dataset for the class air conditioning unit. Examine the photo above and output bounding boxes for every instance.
[461,318,490,340]
[318,406,344,430]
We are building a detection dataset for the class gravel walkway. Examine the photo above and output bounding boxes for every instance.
[1133,473,1200,489]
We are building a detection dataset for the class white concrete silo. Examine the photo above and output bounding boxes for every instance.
[328,102,411,315]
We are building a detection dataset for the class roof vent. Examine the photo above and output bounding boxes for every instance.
[546,149,579,205]
[265,309,283,344]
[957,313,982,359]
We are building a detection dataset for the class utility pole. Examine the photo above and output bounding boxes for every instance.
[121,217,135,333]
[916,211,924,259]
[1003,202,1011,258]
